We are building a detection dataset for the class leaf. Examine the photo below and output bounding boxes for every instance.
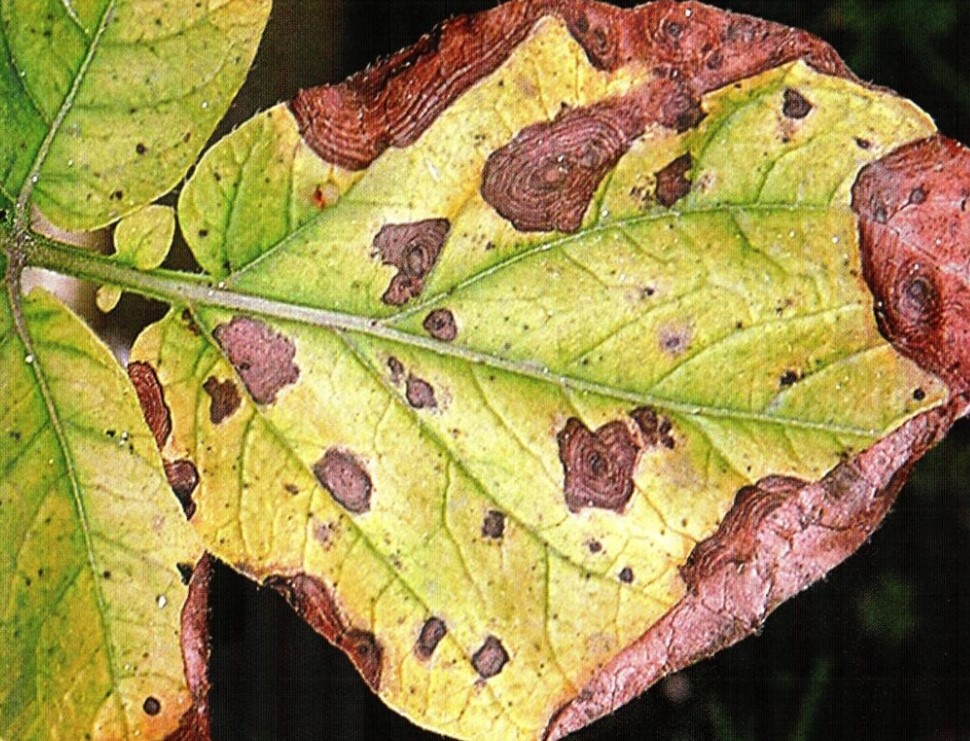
[126,2,970,739]
[0,255,205,739]
[97,205,176,312]
[0,0,270,230]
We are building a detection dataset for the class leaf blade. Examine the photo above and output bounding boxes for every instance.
[0,263,203,740]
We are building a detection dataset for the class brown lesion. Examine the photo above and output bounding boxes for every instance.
[557,418,639,513]
[290,0,854,173]
[544,399,962,741]
[481,100,647,233]
[202,376,241,424]
[313,448,374,514]
[654,153,693,208]
[267,573,383,690]
[558,407,677,513]
[163,459,199,520]
[128,361,172,448]
[415,616,448,660]
[212,316,300,405]
[471,635,509,679]
[372,219,450,306]
[851,135,970,394]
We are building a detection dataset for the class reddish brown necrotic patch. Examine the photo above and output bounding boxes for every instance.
[201,376,241,424]
[557,417,640,513]
[851,134,970,394]
[163,459,199,519]
[472,635,509,679]
[212,316,300,405]
[290,1,852,172]
[313,448,373,514]
[481,100,646,233]
[267,573,383,690]
[169,553,214,741]
[127,361,171,449]
[415,616,448,660]
[373,219,450,306]
[782,88,813,118]
[654,153,693,208]
[543,398,965,741]
[423,308,458,341]
[405,375,437,410]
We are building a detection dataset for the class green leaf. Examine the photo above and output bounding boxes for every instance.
[130,13,953,739]
[0,256,203,739]
[0,0,270,229]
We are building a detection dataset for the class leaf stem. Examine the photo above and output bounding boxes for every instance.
[21,236,880,438]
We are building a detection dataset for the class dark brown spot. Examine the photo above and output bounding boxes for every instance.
[176,562,194,585]
[405,375,437,409]
[202,376,241,424]
[345,629,383,689]
[855,137,872,150]
[110,189,124,201]
[481,100,645,232]
[213,316,300,405]
[142,696,161,716]
[908,186,927,205]
[373,219,450,305]
[779,369,801,387]
[313,448,373,514]
[481,510,505,539]
[782,88,813,119]
[618,566,634,583]
[415,616,447,659]
[557,418,639,513]
[284,483,299,495]
[472,635,509,679]
[422,308,458,341]
[913,387,926,401]
[654,153,692,208]
[127,361,171,449]
[164,459,199,519]
[135,143,147,155]
[629,406,675,449]
[387,356,405,383]
[586,539,603,554]
[270,574,384,691]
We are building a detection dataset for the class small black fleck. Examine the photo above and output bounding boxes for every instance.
[103,570,112,580]
[586,539,603,554]
[198,229,208,238]
[110,189,124,201]
[619,566,634,583]
[913,387,926,401]
[142,696,161,716]
[855,137,872,150]
[135,143,147,155]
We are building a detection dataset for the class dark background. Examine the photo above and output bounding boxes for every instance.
[200,2,970,740]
